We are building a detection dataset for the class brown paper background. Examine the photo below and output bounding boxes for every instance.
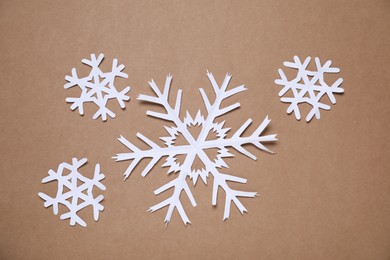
[1,0,390,259]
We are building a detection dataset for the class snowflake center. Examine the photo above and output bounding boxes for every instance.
[173,130,219,172]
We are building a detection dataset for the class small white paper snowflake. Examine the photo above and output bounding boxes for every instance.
[275,56,344,122]
[38,158,106,227]
[64,53,130,121]
[114,71,277,225]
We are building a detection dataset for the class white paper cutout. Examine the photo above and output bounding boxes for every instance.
[38,158,106,227]
[114,71,277,225]
[64,53,130,121]
[275,56,344,122]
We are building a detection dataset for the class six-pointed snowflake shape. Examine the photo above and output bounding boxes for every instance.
[114,71,277,225]
[275,56,344,122]
[38,158,106,227]
[64,53,131,121]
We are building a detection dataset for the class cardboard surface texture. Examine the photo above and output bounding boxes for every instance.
[0,0,389,259]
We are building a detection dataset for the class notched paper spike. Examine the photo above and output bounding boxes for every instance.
[114,71,277,225]
[163,74,173,98]
[276,56,344,122]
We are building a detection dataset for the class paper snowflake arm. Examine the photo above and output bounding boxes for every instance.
[196,72,276,220]
[38,158,106,227]
[203,117,277,160]
[205,158,258,220]
[64,53,131,121]
[113,133,191,179]
[115,71,277,225]
[147,152,198,224]
[275,56,344,121]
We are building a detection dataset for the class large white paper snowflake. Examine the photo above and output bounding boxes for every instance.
[275,56,344,122]
[114,71,277,225]
[38,158,106,227]
[64,53,130,121]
